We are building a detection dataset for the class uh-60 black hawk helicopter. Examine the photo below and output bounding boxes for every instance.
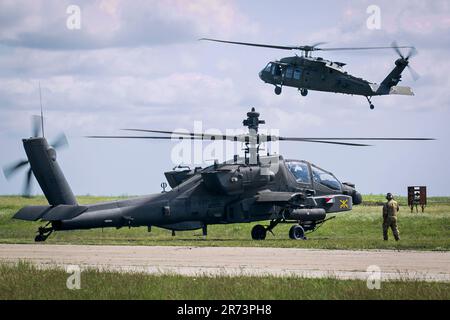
[201,38,419,109]
[4,108,432,242]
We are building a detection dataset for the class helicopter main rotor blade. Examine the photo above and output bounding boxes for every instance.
[86,135,234,141]
[201,38,414,53]
[3,159,29,179]
[200,38,297,50]
[122,130,372,145]
[88,135,372,146]
[319,45,414,52]
[88,132,434,147]
[123,129,253,141]
[122,129,207,137]
[87,135,186,139]
[278,138,371,146]
[311,42,327,48]
[284,137,435,141]
[122,129,434,142]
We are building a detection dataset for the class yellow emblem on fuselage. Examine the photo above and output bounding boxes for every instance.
[339,199,349,209]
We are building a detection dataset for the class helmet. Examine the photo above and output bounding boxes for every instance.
[386,192,393,200]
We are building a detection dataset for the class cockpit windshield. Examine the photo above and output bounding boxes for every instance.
[286,160,311,184]
[264,63,272,72]
[311,165,341,191]
[272,64,282,76]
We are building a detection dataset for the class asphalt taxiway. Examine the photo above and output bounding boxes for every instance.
[0,244,449,281]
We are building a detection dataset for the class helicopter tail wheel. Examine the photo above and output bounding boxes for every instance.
[300,88,308,97]
[274,86,282,95]
[289,225,306,240]
[251,224,267,240]
[34,225,53,242]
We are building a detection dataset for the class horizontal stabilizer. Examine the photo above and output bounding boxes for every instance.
[13,206,52,221]
[14,205,88,221]
[41,205,88,221]
[389,86,414,96]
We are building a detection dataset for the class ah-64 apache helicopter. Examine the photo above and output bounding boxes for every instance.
[4,108,432,242]
[201,38,419,109]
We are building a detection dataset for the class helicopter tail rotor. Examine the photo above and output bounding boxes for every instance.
[391,41,420,81]
[2,115,69,198]
[3,115,42,197]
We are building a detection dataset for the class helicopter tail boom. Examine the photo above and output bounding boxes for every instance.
[377,63,408,93]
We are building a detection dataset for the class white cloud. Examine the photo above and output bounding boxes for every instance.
[0,72,241,136]
[0,0,258,50]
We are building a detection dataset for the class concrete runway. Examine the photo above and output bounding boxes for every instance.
[0,244,449,282]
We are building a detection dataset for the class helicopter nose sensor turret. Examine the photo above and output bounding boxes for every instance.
[258,69,266,82]
[342,182,363,205]
[352,191,363,205]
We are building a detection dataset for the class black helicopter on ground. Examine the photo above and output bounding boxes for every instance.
[4,108,433,242]
[201,38,419,109]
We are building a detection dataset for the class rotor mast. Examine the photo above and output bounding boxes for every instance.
[242,107,265,165]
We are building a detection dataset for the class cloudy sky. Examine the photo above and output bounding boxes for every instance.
[0,0,449,196]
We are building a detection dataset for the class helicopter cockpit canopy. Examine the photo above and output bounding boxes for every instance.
[311,164,341,191]
[286,160,342,191]
[286,160,310,184]
[262,62,282,76]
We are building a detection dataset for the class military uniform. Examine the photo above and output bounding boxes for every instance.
[382,196,400,241]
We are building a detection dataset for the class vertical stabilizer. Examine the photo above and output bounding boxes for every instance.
[378,58,408,94]
[22,137,77,206]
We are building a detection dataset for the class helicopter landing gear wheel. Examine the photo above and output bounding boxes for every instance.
[366,96,375,109]
[300,88,308,97]
[251,224,267,240]
[289,225,306,240]
[34,225,53,242]
[35,234,46,242]
[274,86,282,95]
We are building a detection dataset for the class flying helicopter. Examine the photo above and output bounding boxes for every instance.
[4,108,433,242]
[201,38,419,109]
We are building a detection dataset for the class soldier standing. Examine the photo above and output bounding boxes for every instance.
[382,193,400,241]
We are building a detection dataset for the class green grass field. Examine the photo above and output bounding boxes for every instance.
[0,195,449,250]
[0,262,448,300]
